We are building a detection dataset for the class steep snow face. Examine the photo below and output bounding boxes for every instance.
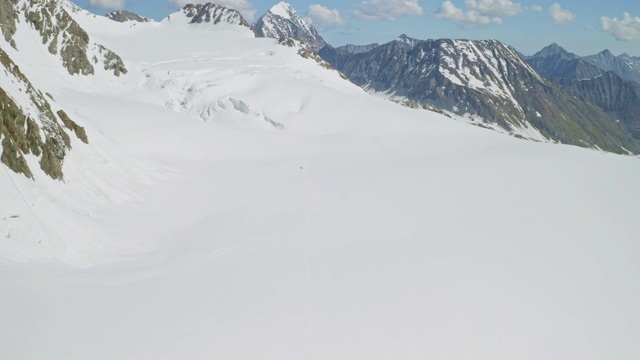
[251,2,327,51]
[269,1,296,19]
[1,4,640,360]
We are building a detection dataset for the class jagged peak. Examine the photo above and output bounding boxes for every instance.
[532,43,576,59]
[251,1,326,51]
[180,3,249,27]
[598,49,615,58]
[268,2,297,19]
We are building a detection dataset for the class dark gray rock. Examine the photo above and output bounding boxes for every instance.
[528,43,640,139]
[527,43,604,80]
[319,37,640,154]
[583,49,640,84]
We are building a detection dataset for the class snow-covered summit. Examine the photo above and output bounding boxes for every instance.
[269,1,296,19]
[167,3,249,27]
[251,2,327,51]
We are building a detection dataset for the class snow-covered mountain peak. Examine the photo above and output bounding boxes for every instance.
[395,34,419,47]
[176,3,249,27]
[251,2,327,51]
[269,1,296,19]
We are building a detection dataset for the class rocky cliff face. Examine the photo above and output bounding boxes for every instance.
[319,37,640,153]
[0,0,128,180]
[251,2,327,52]
[106,10,152,23]
[528,44,640,139]
[19,0,127,76]
[0,48,86,180]
[552,72,640,138]
[181,3,248,27]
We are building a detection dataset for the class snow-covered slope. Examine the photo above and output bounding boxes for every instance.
[252,2,327,51]
[1,3,640,360]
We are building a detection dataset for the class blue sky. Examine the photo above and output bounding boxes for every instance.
[77,0,640,56]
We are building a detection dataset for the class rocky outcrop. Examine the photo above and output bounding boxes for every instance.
[252,2,327,52]
[0,47,87,180]
[21,0,127,76]
[182,3,249,27]
[0,0,18,48]
[277,37,334,71]
[319,37,640,154]
[106,10,152,23]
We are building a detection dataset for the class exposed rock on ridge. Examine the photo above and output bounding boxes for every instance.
[252,2,327,52]
[319,38,640,154]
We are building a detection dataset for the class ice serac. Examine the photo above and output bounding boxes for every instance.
[319,37,640,154]
[106,10,153,23]
[251,2,327,52]
[180,3,249,27]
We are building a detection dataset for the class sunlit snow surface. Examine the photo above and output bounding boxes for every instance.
[1,9,640,360]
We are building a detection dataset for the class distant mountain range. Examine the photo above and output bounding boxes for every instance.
[319,36,640,153]
[526,43,640,138]
[2,0,640,184]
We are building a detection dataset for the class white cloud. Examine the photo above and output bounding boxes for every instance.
[89,0,125,10]
[307,4,345,27]
[465,0,523,17]
[436,0,518,25]
[531,5,543,12]
[548,3,576,25]
[168,0,257,21]
[353,0,424,21]
[601,13,640,41]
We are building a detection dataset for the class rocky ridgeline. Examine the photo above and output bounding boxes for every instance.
[182,3,249,27]
[0,48,87,180]
[251,2,327,52]
[106,10,152,23]
[319,37,640,154]
[527,44,640,138]
[0,0,128,180]
[22,0,127,76]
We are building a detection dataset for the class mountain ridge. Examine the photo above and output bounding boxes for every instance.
[319,37,640,153]
[251,2,327,51]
